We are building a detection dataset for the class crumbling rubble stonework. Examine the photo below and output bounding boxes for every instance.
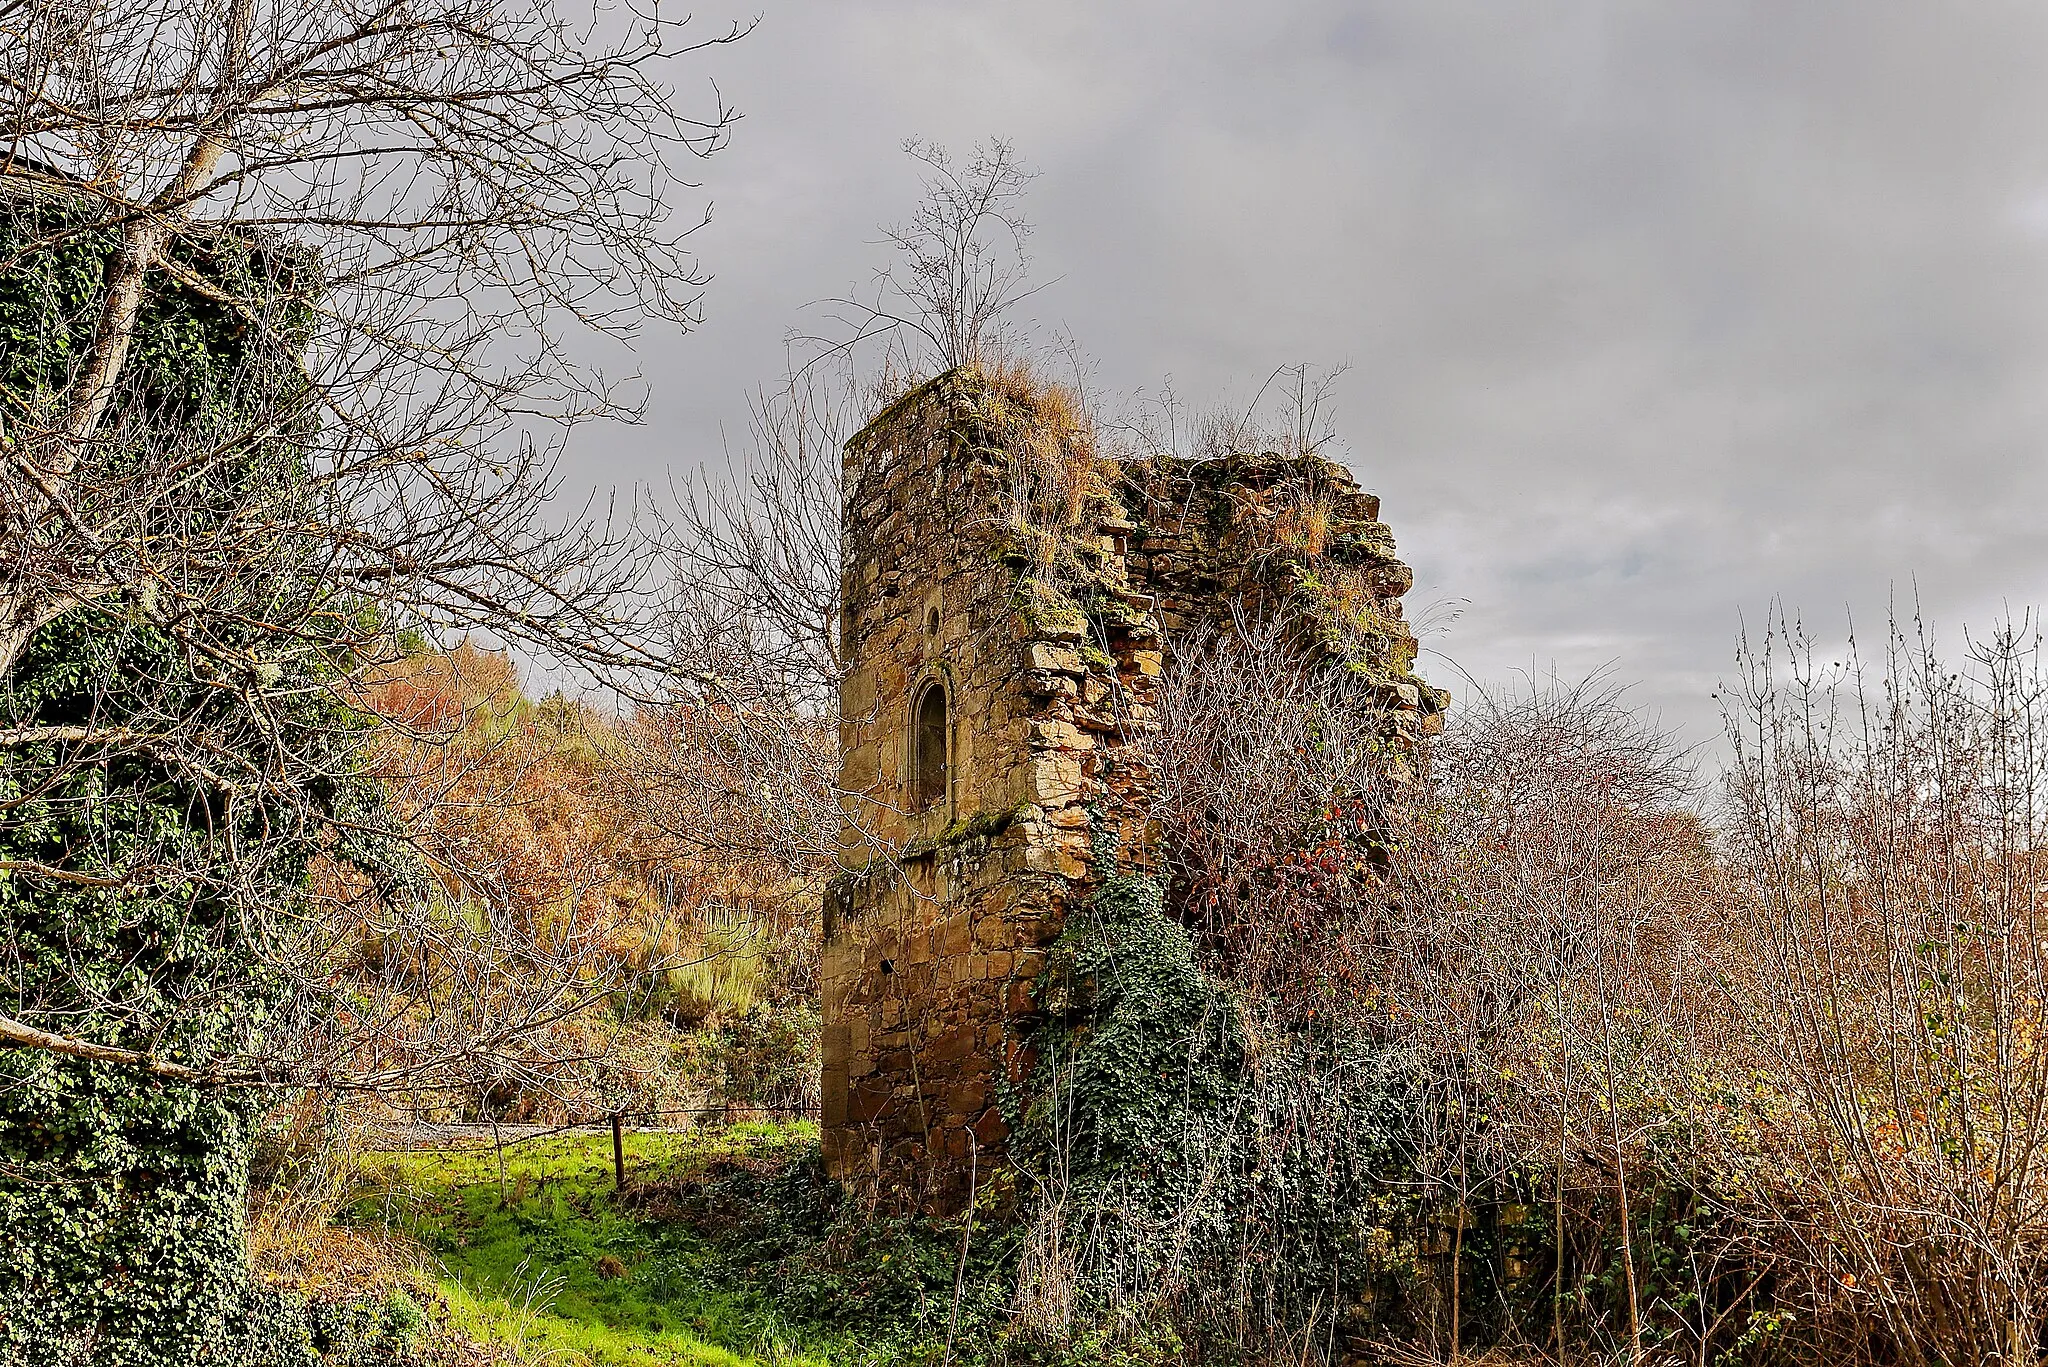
[819,366,1442,1212]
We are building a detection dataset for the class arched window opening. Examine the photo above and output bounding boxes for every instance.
[912,681,949,811]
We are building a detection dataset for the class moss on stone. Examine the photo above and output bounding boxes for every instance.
[901,802,1029,861]
[1016,578,1087,640]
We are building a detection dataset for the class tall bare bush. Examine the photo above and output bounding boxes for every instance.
[1706,613,2048,1363]
[1379,674,1708,1361]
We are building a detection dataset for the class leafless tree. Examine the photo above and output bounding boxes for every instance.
[0,0,746,1085]
[3,0,743,680]
[812,138,1039,374]
[638,137,1062,896]
[632,365,868,881]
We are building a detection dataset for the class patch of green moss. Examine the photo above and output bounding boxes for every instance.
[902,803,1029,861]
[1016,578,1087,639]
[1078,585,1147,631]
[990,537,1033,568]
[1297,597,1432,698]
[1328,528,1396,563]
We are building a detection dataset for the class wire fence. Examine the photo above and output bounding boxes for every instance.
[373,1102,822,1155]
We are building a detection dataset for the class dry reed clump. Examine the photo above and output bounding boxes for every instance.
[1363,1344,1617,1367]
[247,1091,388,1281]
[1272,486,1336,559]
[244,1096,490,1361]
[250,1220,428,1304]
[1009,1195,1083,1344]
[980,358,1122,566]
[249,1210,511,1367]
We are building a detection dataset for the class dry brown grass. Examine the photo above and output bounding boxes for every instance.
[971,359,1126,610]
[250,1217,426,1300]
[988,361,1115,533]
[1273,488,1336,559]
[250,1157,517,1366]
[1354,1345,1607,1367]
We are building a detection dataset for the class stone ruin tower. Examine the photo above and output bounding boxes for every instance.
[821,366,1442,1212]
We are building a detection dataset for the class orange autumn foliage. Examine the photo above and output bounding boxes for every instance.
[355,643,811,1014]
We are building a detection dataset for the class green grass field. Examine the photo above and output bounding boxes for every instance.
[359,1121,883,1366]
[350,1120,1199,1367]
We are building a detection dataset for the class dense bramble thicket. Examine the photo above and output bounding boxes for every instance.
[0,191,382,1364]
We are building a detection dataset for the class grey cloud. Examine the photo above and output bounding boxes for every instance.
[584,0,2048,749]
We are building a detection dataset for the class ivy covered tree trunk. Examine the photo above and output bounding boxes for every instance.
[0,187,354,1365]
[0,616,277,1364]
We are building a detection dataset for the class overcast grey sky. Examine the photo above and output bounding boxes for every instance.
[593,1,2048,748]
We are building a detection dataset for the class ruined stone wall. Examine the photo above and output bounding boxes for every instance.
[820,369,1155,1212]
[821,367,1439,1213]
[1126,453,1444,739]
